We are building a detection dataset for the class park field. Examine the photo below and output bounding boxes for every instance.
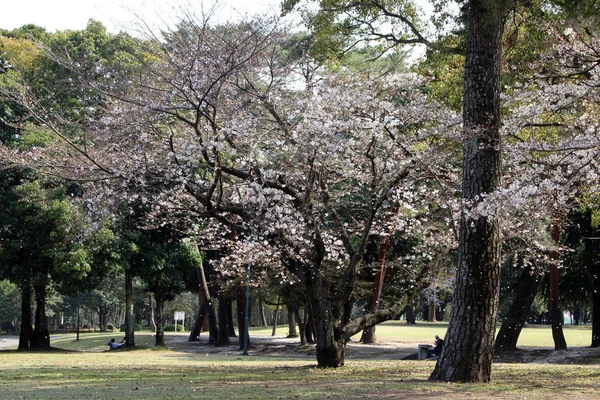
[0,323,599,399]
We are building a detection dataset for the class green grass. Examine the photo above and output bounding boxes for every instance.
[254,321,595,347]
[1,324,598,398]
[1,347,599,399]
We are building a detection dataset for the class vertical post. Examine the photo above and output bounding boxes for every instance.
[242,261,250,355]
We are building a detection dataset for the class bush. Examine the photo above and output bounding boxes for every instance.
[164,323,184,332]
[119,323,143,332]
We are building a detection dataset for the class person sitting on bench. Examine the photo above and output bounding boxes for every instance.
[433,335,444,357]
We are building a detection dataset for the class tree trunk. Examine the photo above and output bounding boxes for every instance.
[98,304,108,332]
[549,223,567,350]
[405,305,416,324]
[18,284,33,350]
[189,291,206,341]
[430,0,506,383]
[305,304,315,343]
[149,293,157,333]
[361,231,392,344]
[227,298,237,337]
[32,282,50,348]
[236,283,249,350]
[494,267,540,352]
[271,296,280,336]
[154,293,165,346]
[216,294,231,346]
[195,264,218,344]
[428,303,438,323]
[295,307,307,346]
[287,306,298,338]
[592,293,600,347]
[582,210,600,347]
[259,299,268,327]
[307,278,346,368]
[124,269,135,347]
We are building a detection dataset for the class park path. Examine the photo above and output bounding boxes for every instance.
[0,336,18,349]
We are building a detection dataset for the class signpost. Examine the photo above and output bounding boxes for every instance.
[174,311,185,332]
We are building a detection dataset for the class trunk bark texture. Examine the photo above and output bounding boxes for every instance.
[296,308,307,346]
[98,304,108,332]
[154,293,165,346]
[405,305,416,324]
[189,291,206,341]
[549,223,567,350]
[216,294,231,346]
[305,276,346,368]
[287,307,298,338]
[236,283,249,350]
[32,282,50,348]
[18,284,33,350]
[361,260,388,343]
[124,269,135,347]
[259,299,268,327]
[494,267,539,352]
[592,293,600,347]
[196,265,218,344]
[430,0,506,383]
[582,210,600,347]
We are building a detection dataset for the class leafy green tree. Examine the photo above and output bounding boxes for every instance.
[0,181,90,348]
[0,280,20,332]
[126,229,198,346]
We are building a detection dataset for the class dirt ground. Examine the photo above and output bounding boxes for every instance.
[164,334,600,364]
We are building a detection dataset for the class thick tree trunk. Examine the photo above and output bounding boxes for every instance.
[154,293,165,346]
[18,284,33,350]
[236,283,249,350]
[124,269,135,347]
[549,223,567,350]
[494,267,539,352]
[592,293,600,347]
[216,294,231,346]
[98,304,108,332]
[430,0,506,383]
[583,211,600,347]
[32,282,50,348]
[428,303,438,323]
[295,307,307,346]
[307,278,346,368]
[405,305,416,324]
[287,307,298,338]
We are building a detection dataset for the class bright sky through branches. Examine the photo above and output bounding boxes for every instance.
[0,0,283,33]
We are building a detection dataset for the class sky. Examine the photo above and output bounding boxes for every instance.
[0,0,284,33]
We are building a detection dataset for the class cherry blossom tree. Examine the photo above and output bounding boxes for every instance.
[1,13,461,366]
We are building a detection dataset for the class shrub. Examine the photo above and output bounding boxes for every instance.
[164,323,184,332]
[119,323,143,332]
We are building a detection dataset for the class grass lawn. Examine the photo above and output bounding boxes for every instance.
[1,323,599,398]
[254,320,595,347]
